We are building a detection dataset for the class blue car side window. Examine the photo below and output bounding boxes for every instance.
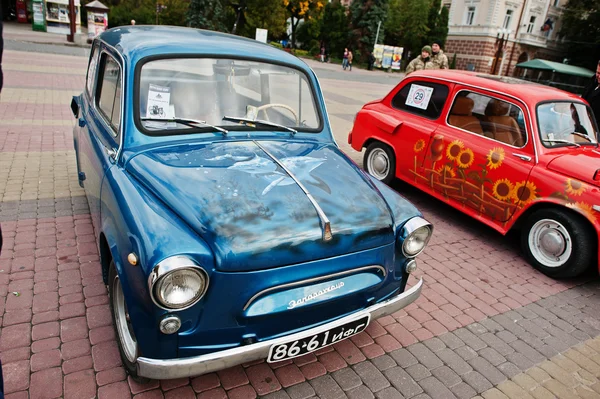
[86,44,100,99]
[96,53,122,136]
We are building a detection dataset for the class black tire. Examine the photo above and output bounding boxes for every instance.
[364,142,396,185]
[521,208,594,278]
[108,260,149,383]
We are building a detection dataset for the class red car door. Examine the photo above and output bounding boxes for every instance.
[421,86,535,223]
[379,79,453,182]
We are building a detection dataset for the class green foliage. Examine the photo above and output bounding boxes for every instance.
[293,49,310,56]
[426,0,449,47]
[349,0,389,62]
[108,0,156,27]
[188,0,228,31]
[560,0,600,70]
[450,53,457,69]
[270,41,283,48]
[284,0,325,48]
[296,17,321,50]
[321,0,350,60]
[234,0,288,39]
[385,0,429,57]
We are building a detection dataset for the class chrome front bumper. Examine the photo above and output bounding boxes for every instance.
[136,278,423,380]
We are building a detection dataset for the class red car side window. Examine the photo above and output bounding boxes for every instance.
[391,81,449,120]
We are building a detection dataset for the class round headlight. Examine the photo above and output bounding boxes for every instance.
[154,268,207,309]
[402,224,432,258]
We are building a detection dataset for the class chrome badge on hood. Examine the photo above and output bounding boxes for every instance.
[288,282,345,310]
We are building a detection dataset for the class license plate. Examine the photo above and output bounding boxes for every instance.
[267,315,370,363]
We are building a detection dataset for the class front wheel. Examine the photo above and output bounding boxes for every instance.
[521,208,594,278]
[108,260,147,382]
[364,142,396,185]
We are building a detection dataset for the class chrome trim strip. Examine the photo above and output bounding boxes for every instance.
[593,205,600,213]
[147,255,209,311]
[136,278,423,380]
[242,265,387,311]
[253,140,333,241]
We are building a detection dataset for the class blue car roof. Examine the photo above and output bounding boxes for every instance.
[98,26,309,69]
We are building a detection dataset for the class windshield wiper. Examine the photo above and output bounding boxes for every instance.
[222,116,297,135]
[141,117,229,135]
[541,139,580,147]
[569,132,595,143]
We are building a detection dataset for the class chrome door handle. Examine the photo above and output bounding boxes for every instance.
[512,153,532,162]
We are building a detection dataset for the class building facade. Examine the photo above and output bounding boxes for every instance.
[443,0,566,77]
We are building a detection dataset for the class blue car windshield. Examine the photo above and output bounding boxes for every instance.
[138,58,321,133]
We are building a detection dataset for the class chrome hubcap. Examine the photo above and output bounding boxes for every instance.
[528,219,572,268]
[368,149,390,180]
[112,276,138,363]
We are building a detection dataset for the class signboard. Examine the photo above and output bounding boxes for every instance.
[382,45,394,69]
[405,84,433,110]
[32,0,46,31]
[373,44,384,69]
[255,28,268,43]
[87,11,108,39]
[391,47,403,70]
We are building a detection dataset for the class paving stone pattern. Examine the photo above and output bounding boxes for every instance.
[0,38,600,399]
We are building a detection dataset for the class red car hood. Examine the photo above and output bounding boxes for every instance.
[547,151,600,186]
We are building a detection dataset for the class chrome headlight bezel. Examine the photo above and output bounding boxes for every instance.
[399,217,433,258]
[148,255,209,311]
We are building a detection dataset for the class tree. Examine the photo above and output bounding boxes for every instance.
[560,0,600,70]
[320,0,349,58]
[426,0,449,47]
[349,0,389,62]
[188,0,228,32]
[385,0,429,60]
[231,0,288,39]
[284,0,325,49]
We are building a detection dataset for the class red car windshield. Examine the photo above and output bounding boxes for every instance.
[537,102,598,147]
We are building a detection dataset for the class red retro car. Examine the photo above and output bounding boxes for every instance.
[349,70,600,278]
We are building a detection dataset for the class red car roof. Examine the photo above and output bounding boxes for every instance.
[406,69,584,108]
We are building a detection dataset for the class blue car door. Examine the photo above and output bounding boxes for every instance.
[78,45,123,238]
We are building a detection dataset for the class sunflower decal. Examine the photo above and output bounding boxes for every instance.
[486,147,505,170]
[446,140,464,162]
[565,178,586,196]
[492,178,513,201]
[437,165,456,179]
[512,181,538,204]
[456,148,474,169]
[567,202,597,223]
[414,139,426,153]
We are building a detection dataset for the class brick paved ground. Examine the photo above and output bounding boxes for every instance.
[0,38,599,399]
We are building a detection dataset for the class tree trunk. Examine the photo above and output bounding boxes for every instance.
[291,15,300,49]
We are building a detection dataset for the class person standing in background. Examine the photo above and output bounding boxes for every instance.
[342,48,349,70]
[583,60,600,129]
[348,49,353,71]
[431,40,449,70]
[405,46,434,74]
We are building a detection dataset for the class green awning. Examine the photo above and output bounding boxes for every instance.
[515,59,594,78]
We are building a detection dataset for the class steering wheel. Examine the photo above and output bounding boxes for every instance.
[256,103,299,126]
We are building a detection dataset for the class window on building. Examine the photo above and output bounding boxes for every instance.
[503,9,513,29]
[527,16,536,33]
[553,0,560,7]
[466,6,476,25]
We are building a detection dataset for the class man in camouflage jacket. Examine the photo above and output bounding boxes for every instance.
[431,41,449,70]
[405,46,435,74]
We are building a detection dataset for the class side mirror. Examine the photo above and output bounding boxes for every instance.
[71,96,81,118]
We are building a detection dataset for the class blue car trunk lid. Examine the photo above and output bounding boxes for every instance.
[126,140,394,272]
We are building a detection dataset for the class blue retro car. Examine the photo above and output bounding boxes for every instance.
[71,26,432,380]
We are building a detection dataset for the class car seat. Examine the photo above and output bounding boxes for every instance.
[448,96,484,135]
[484,99,525,147]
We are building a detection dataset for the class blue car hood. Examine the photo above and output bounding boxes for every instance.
[126,140,395,272]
